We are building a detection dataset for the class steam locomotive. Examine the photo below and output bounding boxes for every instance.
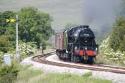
[55,25,98,64]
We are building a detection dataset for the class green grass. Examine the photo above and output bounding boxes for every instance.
[30,73,111,83]
[16,67,42,83]
[15,67,112,83]
[0,64,111,83]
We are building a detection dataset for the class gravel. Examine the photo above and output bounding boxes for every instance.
[22,55,125,83]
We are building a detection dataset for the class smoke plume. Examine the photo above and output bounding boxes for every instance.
[82,0,122,39]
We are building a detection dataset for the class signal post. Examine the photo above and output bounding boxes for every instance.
[6,15,20,61]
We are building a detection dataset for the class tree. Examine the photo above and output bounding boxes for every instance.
[0,35,10,53]
[0,11,15,27]
[109,17,125,51]
[0,11,16,53]
[0,7,54,53]
[18,7,54,49]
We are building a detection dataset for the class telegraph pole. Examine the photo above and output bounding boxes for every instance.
[16,15,20,60]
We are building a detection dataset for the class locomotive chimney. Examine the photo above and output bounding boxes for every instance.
[83,25,89,28]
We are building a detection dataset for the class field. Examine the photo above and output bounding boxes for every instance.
[15,66,112,83]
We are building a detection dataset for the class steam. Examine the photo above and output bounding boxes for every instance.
[82,0,122,38]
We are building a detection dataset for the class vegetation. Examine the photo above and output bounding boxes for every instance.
[98,0,125,66]
[19,41,37,59]
[15,66,111,83]
[99,17,125,65]
[0,64,111,83]
[0,7,54,83]
[18,7,54,49]
[99,37,125,65]
[0,63,20,83]
[0,41,37,64]
[0,7,54,59]
[0,11,16,53]
[109,17,125,51]
[0,64,112,83]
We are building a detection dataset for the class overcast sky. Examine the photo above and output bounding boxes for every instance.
[0,0,122,34]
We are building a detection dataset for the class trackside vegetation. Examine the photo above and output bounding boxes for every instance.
[15,66,111,83]
[0,64,112,83]
[0,7,54,83]
[98,17,125,66]
[0,7,54,60]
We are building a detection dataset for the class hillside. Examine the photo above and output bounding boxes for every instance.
[0,0,122,41]
[0,0,83,32]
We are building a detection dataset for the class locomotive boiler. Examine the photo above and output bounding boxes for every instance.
[55,25,98,64]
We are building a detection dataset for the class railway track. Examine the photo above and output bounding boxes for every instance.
[32,51,125,74]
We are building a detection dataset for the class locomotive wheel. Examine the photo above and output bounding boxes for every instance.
[56,50,59,56]
[60,52,64,59]
[87,56,94,64]
[71,54,74,62]
[59,51,69,60]
[71,55,80,63]
[65,53,70,60]
[57,51,63,59]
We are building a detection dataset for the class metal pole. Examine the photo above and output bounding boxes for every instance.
[16,15,19,60]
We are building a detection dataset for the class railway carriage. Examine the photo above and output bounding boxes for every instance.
[55,25,98,64]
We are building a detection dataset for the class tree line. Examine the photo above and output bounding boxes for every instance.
[0,7,54,53]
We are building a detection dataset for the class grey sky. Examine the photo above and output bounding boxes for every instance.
[0,0,122,35]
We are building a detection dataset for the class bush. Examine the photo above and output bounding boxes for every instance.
[99,36,125,65]
[109,17,125,51]
[99,17,125,66]
[5,41,37,61]
[19,41,37,59]
[0,63,19,83]
[0,35,11,53]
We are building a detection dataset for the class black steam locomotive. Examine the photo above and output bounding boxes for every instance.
[55,25,98,64]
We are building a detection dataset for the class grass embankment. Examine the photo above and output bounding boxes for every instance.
[15,66,111,83]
